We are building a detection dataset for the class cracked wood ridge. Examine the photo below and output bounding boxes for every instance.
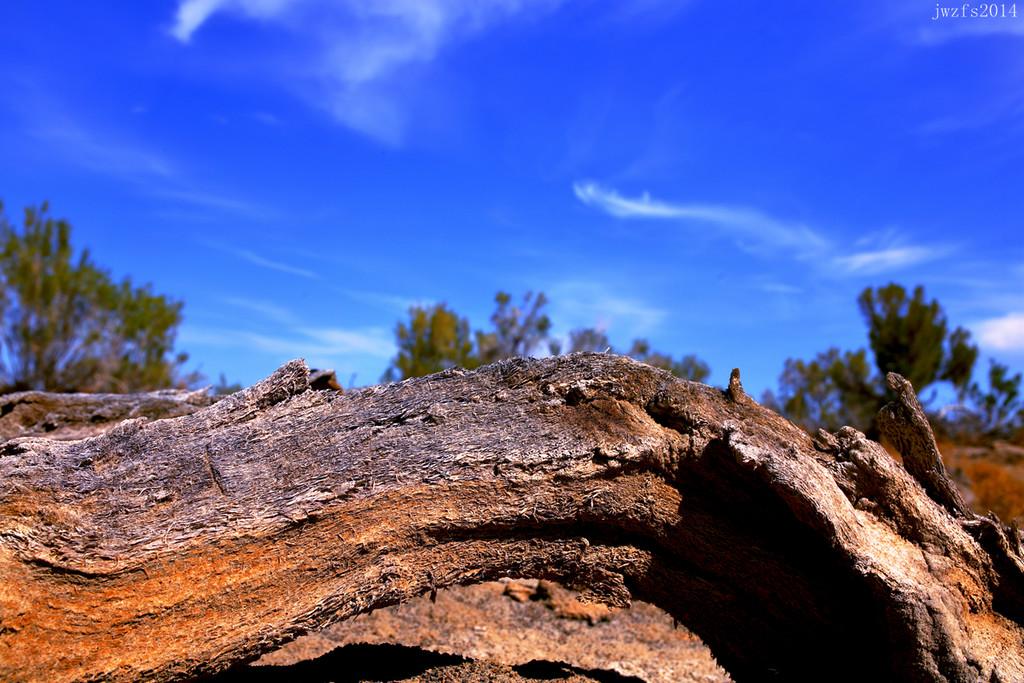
[2,354,1024,682]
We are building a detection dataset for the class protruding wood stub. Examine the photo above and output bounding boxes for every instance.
[877,372,971,518]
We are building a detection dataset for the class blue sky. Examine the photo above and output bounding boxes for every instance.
[1,1,1022,396]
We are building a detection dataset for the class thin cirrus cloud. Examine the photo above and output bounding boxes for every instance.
[226,286,426,322]
[169,0,561,144]
[43,121,264,217]
[222,296,298,325]
[185,294,395,365]
[572,181,831,257]
[219,297,394,357]
[207,243,321,280]
[975,312,1024,352]
[180,325,395,361]
[915,16,1024,44]
[757,282,804,295]
[832,245,950,274]
[13,86,265,218]
[573,181,949,276]
[148,188,266,218]
[876,3,1024,45]
[30,117,175,179]
[234,249,320,279]
[338,288,434,314]
[546,279,668,342]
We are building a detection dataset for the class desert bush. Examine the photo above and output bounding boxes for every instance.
[0,200,192,392]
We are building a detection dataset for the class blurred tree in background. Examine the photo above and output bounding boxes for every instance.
[213,373,244,397]
[858,284,977,398]
[383,303,479,381]
[965,361,1023,437]
[767,348,876,432]
[556,330,711,381]
[476,291,554,364]
[770,283,988,435]
[0,201,192,393]
[9,201,1015,446]
[386,296,711,383]
[626,339,711,382]
[564,327,610,354]
[385,293,552,381]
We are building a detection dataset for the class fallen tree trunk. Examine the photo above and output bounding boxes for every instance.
[1,354,1023,682]
[0,387,213,441]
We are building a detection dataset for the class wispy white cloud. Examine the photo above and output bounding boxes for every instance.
[834,245,949,274]
[916,16,1024,44]
[296,327,394,356]
[915,91,1024,137]
[573,181,830,256]
[757,282,803,295]
[877,3,1024,45]
[31,116,175,179]
[222,296,297,325]
[148,188,265,217]
[191,295,396,372]
[12,85,265,218]
[180,324,395,367]
[574,181,951,276]
[229,247,320,279]
[200,240,320,279]
[836,227,953,274]
[172,0,219,41]
[975,312,1024,352]
[170,0,561,143]
[339,288,432,313]
[252,111,282,126]
[547,280,668,342]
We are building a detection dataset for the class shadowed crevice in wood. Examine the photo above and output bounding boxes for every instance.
[2,354,1024,682]
[210,642,644,683]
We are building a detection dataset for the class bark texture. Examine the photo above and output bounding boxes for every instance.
[2,354,1024,682]
[0,388,213,441]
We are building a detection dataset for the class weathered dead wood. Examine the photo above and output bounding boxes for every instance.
[0,388,213,441]
[878,372,971,518]
[2,354,1024,682]
[308,368,343,392]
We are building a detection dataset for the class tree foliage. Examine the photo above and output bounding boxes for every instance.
[0,201,190,393]
[383,303,479,381]
[565,327,610,354]
[386,296,711,384]
[967,360,1024,437]
[476,291,554,364]
[626,339,711,382]
[213,373,244,397]
[858,284,976,398]
[555,330,712,382]
[775,283,980,433]
[772,348,875,432]
[385,293,554,382]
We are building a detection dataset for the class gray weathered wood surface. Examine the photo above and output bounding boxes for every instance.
[1,354,1023,682]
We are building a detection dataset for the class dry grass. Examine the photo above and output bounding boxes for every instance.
[961,460,1024,523]
[939,439,1024,523]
